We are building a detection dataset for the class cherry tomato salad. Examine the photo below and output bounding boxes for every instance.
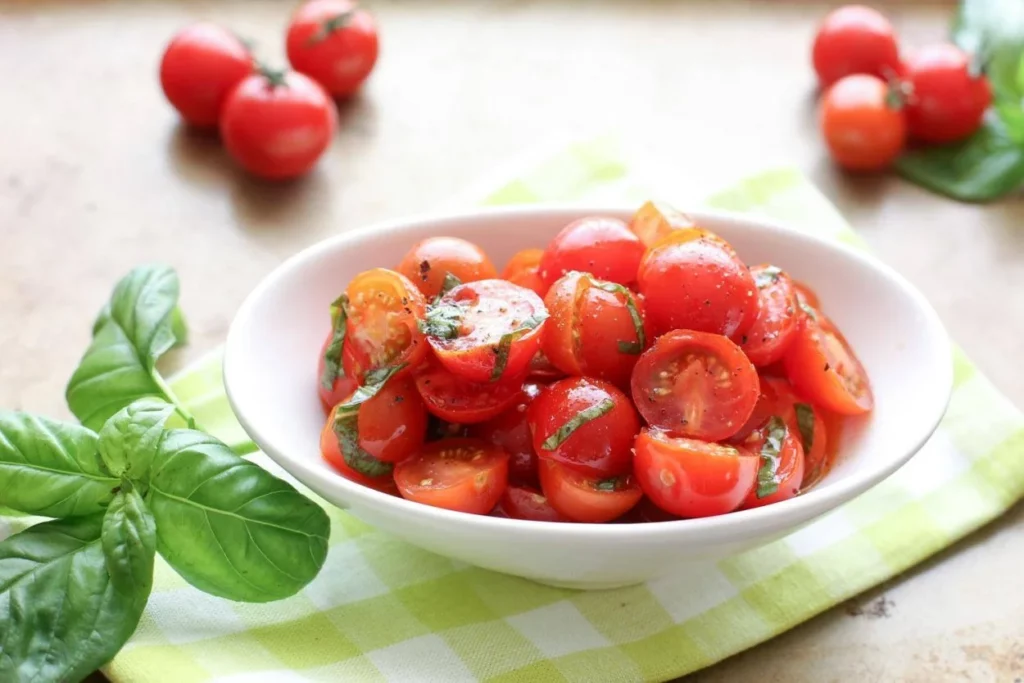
[316,202,874,523]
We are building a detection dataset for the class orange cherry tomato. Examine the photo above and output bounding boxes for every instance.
[502,248,547,297]
[394,438,509,514]
[628,200,698,248]
[397,237,498,300]
[538,460,642,523]
[820,74,906,172]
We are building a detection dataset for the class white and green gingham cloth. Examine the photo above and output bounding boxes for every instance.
[3,136,1023,683]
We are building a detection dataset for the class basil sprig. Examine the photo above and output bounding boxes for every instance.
[541,397,615,450]
[754,416,788,499]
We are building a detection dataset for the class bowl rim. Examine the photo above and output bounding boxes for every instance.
[224,203,953,541]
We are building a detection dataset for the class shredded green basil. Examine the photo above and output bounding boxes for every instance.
[490,313,548,381]
[541,398,615,450]
[755,416,787,499]
[794,403,815,454]
[591,280,646,355]
[320,295,349,391]
[594,477,621,492]
[436,273,462,301]
[799,300,818,321]
[332,411,393,478]
[754,265,784,289]
[420,303,463,340]
[334,364,407,421]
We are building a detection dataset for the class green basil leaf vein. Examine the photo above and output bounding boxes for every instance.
[98,398,175,483]
[102,485,157,605]
[755,416,787,499]
[320,294,349,391]
[542,398,615,451]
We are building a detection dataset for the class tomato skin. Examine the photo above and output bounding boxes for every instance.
[319,407,399,494]
[542,272,651,388]
[220,71,337,180]
[740,265,800,367]
[160,23,254,128]
[286,0,379,99]
[634,429,759,518]
[793,280,821,310]
[539,217,645,287]
[397,237,498,300]
[425,280,546,383]
[415,360,525,424]
[812,5,901,88]
[494,486,570,522]
[631,330,760,442]
[783,311,873,415]
[538,461,643,523]
[820,74,905,172]
[351,377,428,463]
[502,248,548,297]
[394,438,509,514]
[470,383,543,486]
[903,43,992,144]
[628,201,698,248]
[317,335,360,411]
[638,230,758,339]
[740,419,805,509]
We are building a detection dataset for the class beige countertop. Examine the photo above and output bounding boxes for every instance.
[2,0,1022,680]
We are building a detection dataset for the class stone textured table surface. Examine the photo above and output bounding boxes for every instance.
[2,1,1022,681]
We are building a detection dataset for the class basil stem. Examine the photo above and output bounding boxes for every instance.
[541,398,615,450]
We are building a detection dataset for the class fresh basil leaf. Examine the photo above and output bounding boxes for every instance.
[0,515,149,683]
[320,295,349,392]
[333,411,393,478]
[895,115,1024,202]
[953,0,1024,102]
[754,265,783,289]
[755,417,788,499]
[335,363,406,420]
[490,312,549,381]
[794,403,816,455]
[436,272,462,300]
[0,412,117,517]
[541,398,615,450]
[421,302,463,340]
[594,477,622,492]
[67,265,192,431]
[147,429,330,602]
[102,485,156,606]
[98,398,175,483]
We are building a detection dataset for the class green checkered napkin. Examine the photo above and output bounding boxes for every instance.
[4,135,1023,683]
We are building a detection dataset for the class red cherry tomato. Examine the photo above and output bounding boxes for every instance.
[812,5,901,88]
[319,405,399,494]
[528,377,640,478]
[394,438,509,514]
[423,280,547,383]
[539,217,645,287]
[631,330,759,442]
[285,0,379,98]
[903,43,992,144]
[637,230,758,339]
[494,486,570,522]
[739,265,801,367]
[739,417,805,509]
[793,280,821,310]
[527,350,567,382]
[159,23,253,128]
[414,360,525,424]
[317,334,359,411]
[628,201,698,248]
[343,269,429,382]
[820,74,906,172]
[220,69,337,180]
[470,382,543,486]
[502,248,548,297]
[783,309,873,415]
[397,237,498,300]
[542,272,650,388]
[538,461,642,523]
[633,428,759,518]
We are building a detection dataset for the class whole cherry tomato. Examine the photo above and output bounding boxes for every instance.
[539,217,645,287]
[286,0,379,98]
[812,5,901,88]
[903,43,992,144]
[820,74,906,171]
[397,237,498,300]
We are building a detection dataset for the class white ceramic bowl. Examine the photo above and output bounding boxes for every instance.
[224,206,951,590]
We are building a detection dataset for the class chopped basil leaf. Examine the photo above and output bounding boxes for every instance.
[594,477,620,492]
[754,265,784,289]
[332,411,393,478]
[320,295,349,391]
[541,398,615,450]
[420,303,463,340]
[335,364,407,420]
[794,403,815,454]
[755,416,787,499]
[592,280,646,355]
[490,312,549,381]
[436,273,462,301]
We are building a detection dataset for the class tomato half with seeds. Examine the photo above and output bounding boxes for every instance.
[394,438,509,514]
[415,360,525,424]
[542,272,651,388]
[539,216,645,287]
[631,330,759,442]
[423,279,547,383]
[528,377,640,478]
[633,429,759,518]
[502,248,547,297]
[319,406,399,494]
[397,237,498,300]
[343,269,428,382]
[638,229,758,338]
[538,461,642,523]
[470,382,543,485]
[628,200,698,248]
[494,485,569,522]
[783,310,873,415]
[739,417,805,509]
[739,265,800,367]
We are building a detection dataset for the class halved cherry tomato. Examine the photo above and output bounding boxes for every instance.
[317,334,359,411]
[348,377,428,463]
[542,272,651,388]
[397,237,498,300]
[470,382,542,486]
[792,400,829,489]
[502,248,547,297]
[539,217,645,287]
[343,269,428,382]
[538,461,642,523]
[638,229,758,339]
[628,200,698,248]
[415,360,525,424]
[739,265,800,367]
[631,330,759,442]
[634,429,759,518]
[528,377,640,478]
[783,309,873,415]
[423,280,546,383]
[739,417,805,509]
[285,0,379,99]
[394,438,509,514]
[494,485,569,522]
[319,405,399,494]
[527,350,567,381]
